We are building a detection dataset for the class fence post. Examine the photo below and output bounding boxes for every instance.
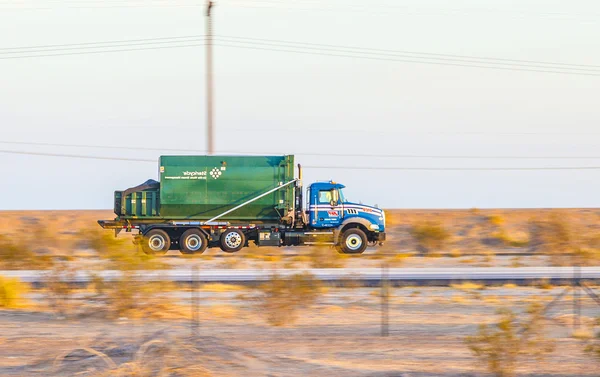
[192,265,199,338]
[381,262,389,337]
[573,264,580,330]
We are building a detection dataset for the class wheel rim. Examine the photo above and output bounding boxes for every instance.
[148,235,166,251]
[345,234,363,251]
[185,234,203,251]
[224,232,242,249]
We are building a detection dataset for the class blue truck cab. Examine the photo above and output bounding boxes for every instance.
[306,181,386,254]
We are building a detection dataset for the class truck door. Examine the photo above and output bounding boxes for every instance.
[312,188,343,228]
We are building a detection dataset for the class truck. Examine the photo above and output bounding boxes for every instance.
[98,155,386,255]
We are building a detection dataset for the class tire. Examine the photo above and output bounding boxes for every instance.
[338,228,368,254]
[219,228,245,253]
[142,229,171,255]
[180,229,208,254]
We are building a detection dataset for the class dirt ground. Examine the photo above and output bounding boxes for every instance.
[1,209,599,376]
[0,286,598,376]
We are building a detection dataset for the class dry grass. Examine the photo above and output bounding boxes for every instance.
[410,221,450,254]
[0,209,599,269]
[572,329,594,340]
[201,283,247,292]
[0,276,28,308]
[449,249,462,258]
[208,304,240,319]
[466,303,555,377]
[451,294,469,304]
[253,272,322,326]
[307,247,346,268]
[451,282,485,292]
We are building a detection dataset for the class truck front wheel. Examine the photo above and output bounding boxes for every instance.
[338,228,368,254]
[142,229,171,255]
[220,228,245,253]
[180,229,208,254]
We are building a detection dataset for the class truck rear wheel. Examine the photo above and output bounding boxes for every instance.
[180,229,208,254]
[220,228,245,253]
[142,229,171,255]
[338,228,368,254]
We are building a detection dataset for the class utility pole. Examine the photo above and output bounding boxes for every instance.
[205,0,214,155]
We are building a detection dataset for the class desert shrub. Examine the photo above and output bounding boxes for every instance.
[387,252,411,266]
[410,221,450,254]
[451,282,485,291]
[528,215,577,265]
[491,230,529,248]
[0,276,28,308]
[255,272,322,326]
[487,215,505,227]
[466,303,554,377]
[528,215,571,251]
[83,228,166,270]
[529,215,600,265]
[92,272,177,319]
[0,234,54,269]
[45,262,77,316]
[217,256,243,269]
[584,321,600,360]
[308,247,346,268]
[449,249,462,258]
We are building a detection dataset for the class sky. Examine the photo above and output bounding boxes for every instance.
[1,0,599,210]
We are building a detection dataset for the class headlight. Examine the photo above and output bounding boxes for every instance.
[370,224,379,230]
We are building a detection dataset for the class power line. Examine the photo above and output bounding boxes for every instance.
[0,35,204,51]
[2,34,598,73]
[213,35,600,70]
[2,34,598,77]
[2,149,600,171]
[2,140,600,160]
[0,150,155,162]
[0,42,204,60]
[305,165,600,171]
[211,42,600,77]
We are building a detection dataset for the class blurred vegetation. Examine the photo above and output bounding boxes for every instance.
[466,303,554,377]
[487,215,505,227]
[85,228,166,270]
[491,230,529,248]
[528,214,600,265]
[45,262,77,316]
[42,230,172,319]
[0,234,54,270]
[584,318,600,360]
[410,221,450,254]
[255,272,322,326]
[0,275,28,308]
[89,241,174,318]
[308,247,347,268]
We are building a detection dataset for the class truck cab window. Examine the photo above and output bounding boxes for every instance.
[318,190,333,204]
[338,189,346,203]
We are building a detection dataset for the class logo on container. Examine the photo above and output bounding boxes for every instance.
[210,167,222,179]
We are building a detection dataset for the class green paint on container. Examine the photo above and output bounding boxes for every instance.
[158,155,295,221]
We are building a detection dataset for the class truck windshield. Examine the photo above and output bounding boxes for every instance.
[338,189,347,203]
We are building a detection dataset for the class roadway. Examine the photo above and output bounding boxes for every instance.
[1,267,599,285]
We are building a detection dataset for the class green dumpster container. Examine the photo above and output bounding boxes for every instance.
[158,155,295,221]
